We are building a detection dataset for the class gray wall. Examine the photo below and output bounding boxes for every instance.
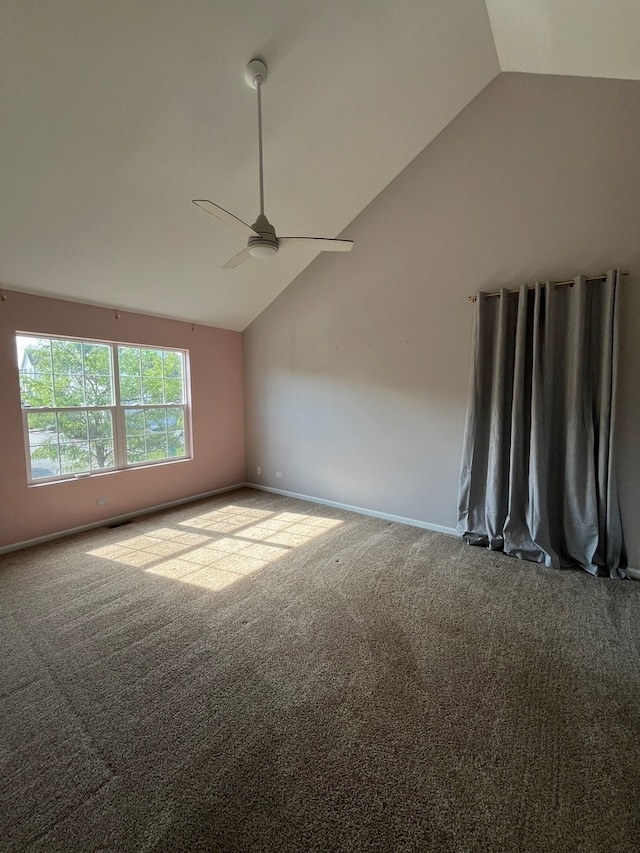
[243,73,640,566]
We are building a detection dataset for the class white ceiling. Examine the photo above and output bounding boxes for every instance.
[1,1,638,331]
[485,1,640,80]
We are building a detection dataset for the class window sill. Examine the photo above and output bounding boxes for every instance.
[27,456,193,487]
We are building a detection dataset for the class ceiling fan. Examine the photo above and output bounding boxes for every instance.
[193,59,353,269]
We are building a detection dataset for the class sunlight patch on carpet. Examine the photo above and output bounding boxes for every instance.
[87,506,343,591]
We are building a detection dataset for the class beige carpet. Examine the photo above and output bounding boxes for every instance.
[1,488,638,852]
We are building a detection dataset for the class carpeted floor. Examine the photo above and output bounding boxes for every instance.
[1,488,638,852]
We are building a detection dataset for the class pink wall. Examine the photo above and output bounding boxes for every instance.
[0,290,245,548]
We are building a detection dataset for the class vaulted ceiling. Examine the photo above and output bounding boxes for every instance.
[1,1,639,331]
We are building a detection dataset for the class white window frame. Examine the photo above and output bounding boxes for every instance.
[18,333,192,484]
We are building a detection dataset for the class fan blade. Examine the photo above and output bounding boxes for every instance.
[278,237,353,252]
[222,248,251,269]
[192,200,259,236]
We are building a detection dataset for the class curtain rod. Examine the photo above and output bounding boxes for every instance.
[467,272,629,302]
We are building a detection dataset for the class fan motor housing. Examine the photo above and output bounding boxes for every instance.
[248,215,279,258]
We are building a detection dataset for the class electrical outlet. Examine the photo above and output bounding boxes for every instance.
[256,467,261,475]
[96,497,109,506]
[276,472,283,478]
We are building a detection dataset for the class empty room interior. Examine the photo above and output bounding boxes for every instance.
[1,2,639,851]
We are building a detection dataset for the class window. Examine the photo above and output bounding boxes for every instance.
[17,335,190,482]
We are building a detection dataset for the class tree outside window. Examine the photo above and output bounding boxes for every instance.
[17,336,189,481]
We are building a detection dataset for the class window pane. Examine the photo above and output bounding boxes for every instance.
[52,339,83,373]
[18,337,54,407]
[124,408,145,435]
[89,440,114,470]
[83,343,113,405]
[138,348,164,403]
[27,411,56,432]
[26,409,114,477]
[125,437,147,465]
[26,412,60,479]
[168,430,186,458]
[142,376,164,405]
[146,409,166,433]
[58,411,89,440]
[21,372,54,408]
[82,343,111,375]
[167,408,186,457]
[57,413,92,475]
[88,410,113,440]
[118,347,141,377]
[53,374,85,407]
[124,408,146,464]
[146,433,167,459]
[123,406,186,465]
[163,350,183,379]
[141,348,163,375]
[17,336,52,372]
[60,443,90,475]
[120,376,142,405]
[118,345,184,407]
[164,379,183,404]
[84,375,112,406]
[166,408,184,431]
[119,346,144,405]
[18,337,114,409]
[30,457,59,479]
[87,411,114,471]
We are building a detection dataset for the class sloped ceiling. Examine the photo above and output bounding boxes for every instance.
[0,1,638,331]
[485,1,640,80]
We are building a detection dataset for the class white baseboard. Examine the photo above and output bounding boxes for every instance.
[243,482,458,537]
[5,480,635,577]
[0,483,246,555]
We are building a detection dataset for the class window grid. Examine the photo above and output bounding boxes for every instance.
[18,334,190,483]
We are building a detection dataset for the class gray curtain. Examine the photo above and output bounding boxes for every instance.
[458,270,627,578]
